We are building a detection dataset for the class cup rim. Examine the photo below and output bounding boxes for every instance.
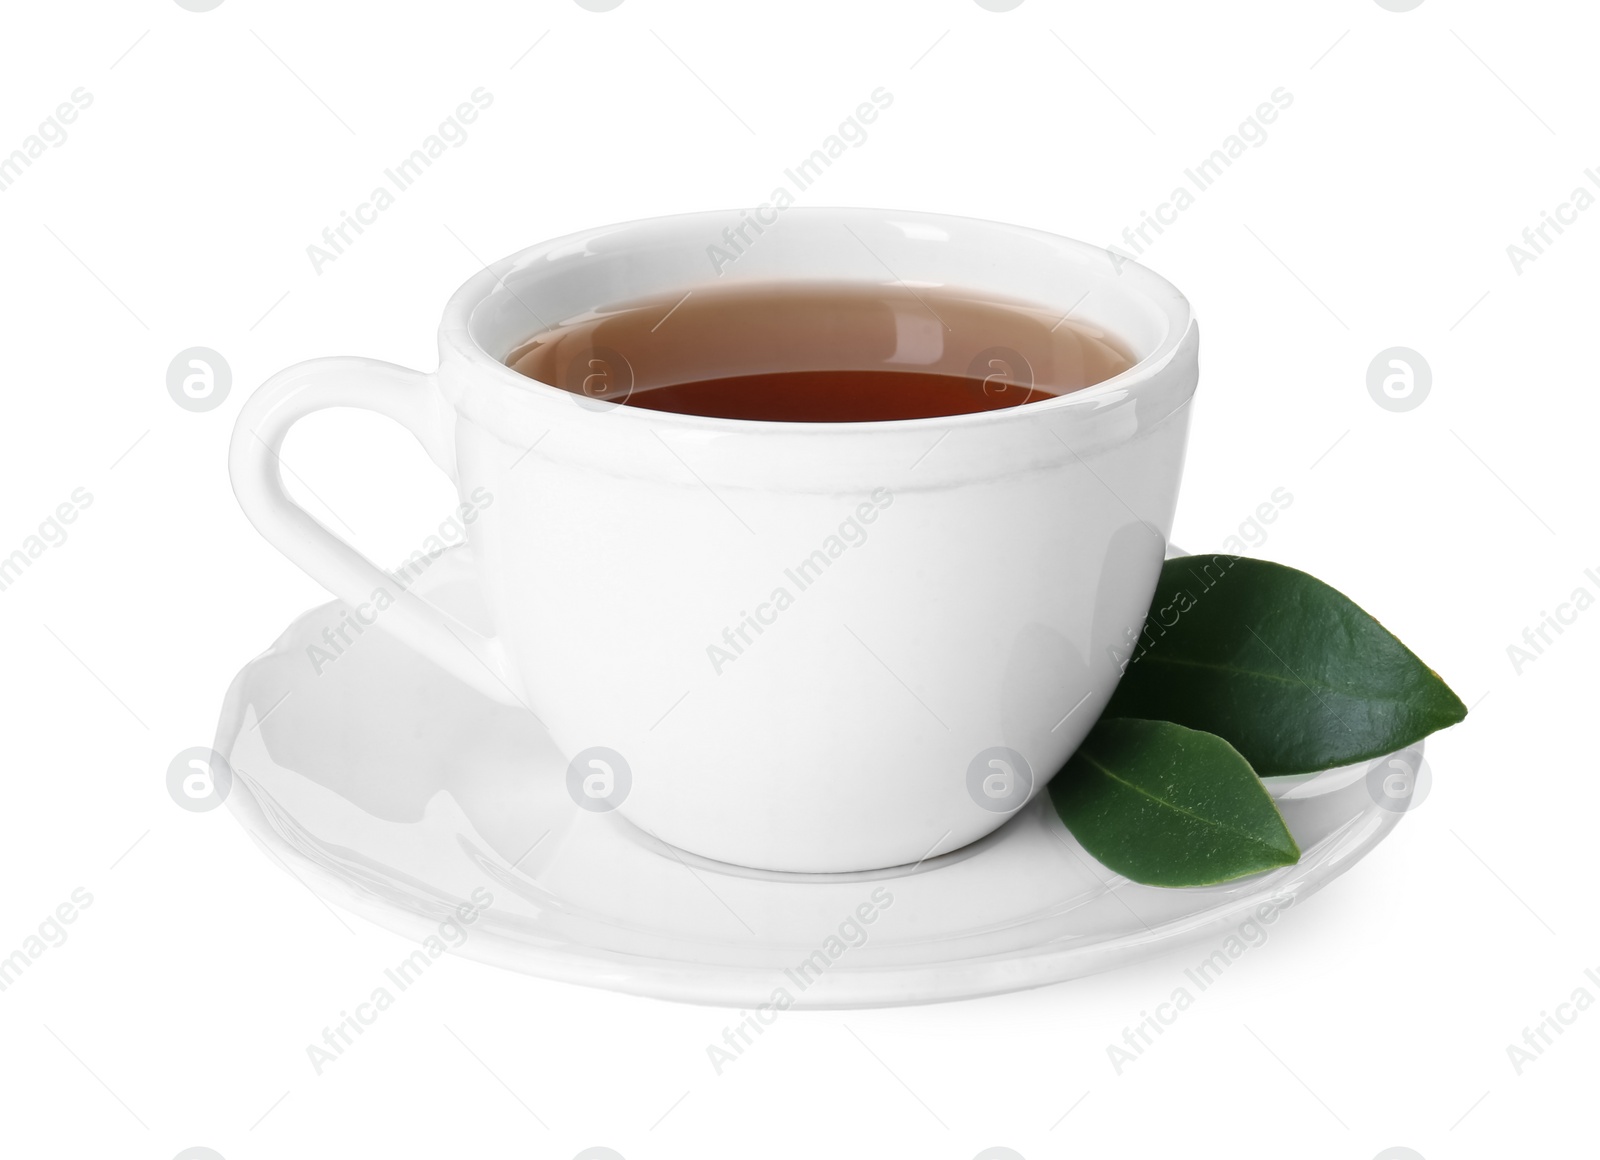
[437,206,1195,435]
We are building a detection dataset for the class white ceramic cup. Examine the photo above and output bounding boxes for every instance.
[230,208,1197,873]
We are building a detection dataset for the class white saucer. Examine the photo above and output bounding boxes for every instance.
[215,548,1416,1009]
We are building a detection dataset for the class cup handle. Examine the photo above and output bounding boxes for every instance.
[228,356,523,707]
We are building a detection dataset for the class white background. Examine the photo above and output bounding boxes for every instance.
[0,1,1593,1157]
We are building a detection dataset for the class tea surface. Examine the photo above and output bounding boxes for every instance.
[506,282,1134,422]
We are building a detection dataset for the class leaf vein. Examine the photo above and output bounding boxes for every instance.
[1076,750,1286,855]
[1134,653,1306,687]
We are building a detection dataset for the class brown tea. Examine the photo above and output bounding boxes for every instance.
[505,282,1133,422]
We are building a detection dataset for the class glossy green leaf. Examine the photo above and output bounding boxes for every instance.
[1105,555,1467,775]
[1050,718,1299,887]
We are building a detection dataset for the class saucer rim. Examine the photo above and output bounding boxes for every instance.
[214,564,1410,1009]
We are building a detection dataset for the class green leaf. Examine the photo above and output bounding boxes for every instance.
[1050,718,1299,887]
[1105,555,1467,775]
